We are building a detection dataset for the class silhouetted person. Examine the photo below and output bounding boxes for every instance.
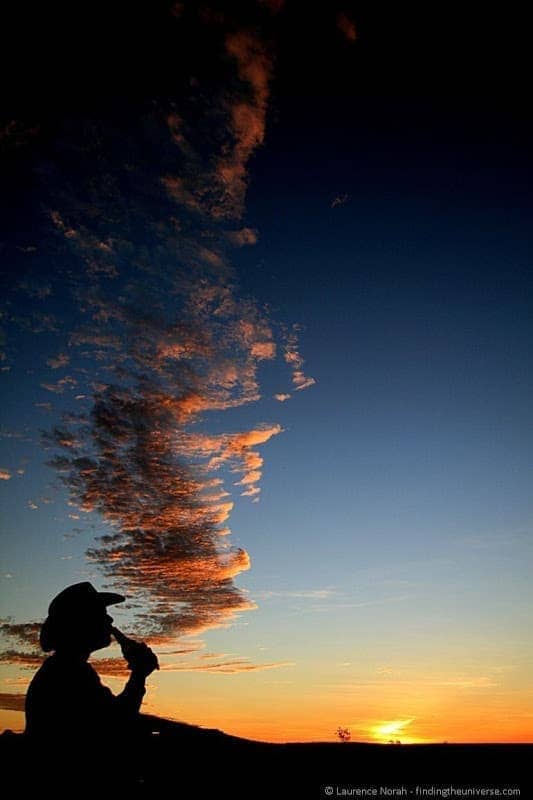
[25,582,158,746]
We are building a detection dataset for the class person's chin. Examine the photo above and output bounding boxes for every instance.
[95,634,112,650]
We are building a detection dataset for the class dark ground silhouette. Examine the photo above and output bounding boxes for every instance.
[2,715,530,795]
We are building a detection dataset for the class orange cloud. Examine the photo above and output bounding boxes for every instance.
[337,12,357,42]
[0,468,11,480]
[178,424,282,501]
[46,352,70,369]
[226,227,258,246]
[213,31,273,218]
[0,9,312,675]
[261,0,285,12]
[0,622,41,647]
[251,341,276,359]
[161,175,204,214]
[161,659,294,674]
[0,693,25,712]
[284,329,316,392]
[292,371,316,392]
[331,193,349,208]
[0,650,43,669]
[48,391,280,640]
[89,657,130,678]
[40,376,78,394]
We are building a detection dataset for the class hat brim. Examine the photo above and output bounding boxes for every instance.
[98,592,126,606]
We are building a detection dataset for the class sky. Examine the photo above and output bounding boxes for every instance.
[1,2,532,743]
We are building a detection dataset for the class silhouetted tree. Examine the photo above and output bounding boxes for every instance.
[336,726,351,743]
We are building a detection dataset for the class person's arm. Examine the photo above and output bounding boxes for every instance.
[114,670,146,715]
[112,627,159,717]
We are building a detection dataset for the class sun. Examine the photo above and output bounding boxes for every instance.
[372,718,417,743]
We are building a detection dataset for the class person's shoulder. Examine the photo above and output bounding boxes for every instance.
[26,655,58,698]
[29,655,55,679]
[33,655,97,681]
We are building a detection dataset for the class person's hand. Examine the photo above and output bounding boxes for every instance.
[112,626,159,677]
[123,640,159,678]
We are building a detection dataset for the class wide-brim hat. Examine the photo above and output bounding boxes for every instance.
[40,582,125,651]
[47,582,125,617]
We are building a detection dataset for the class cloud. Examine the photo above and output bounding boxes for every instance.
[214,31,273,218]
[259,0,285,13]
[0,5,312,667]
[331,193,349,208]
[180,424,282,500]
[45,428,80,449]
[46,353,70,369]
[292,372,316,391]
[274,393,291,402]
[0,120,40,150]
[0,623,42,670]
[60,350,279,639]
[90,657,130,678]
[0,650,43,669]
[0,693,26,712]
[327,673,501,694]
[0,469,11,480]
[17,280,52,299]
[434,676,498,689]
[40,376,78,394]
[160,659,294,674]
[257,589,336,599]
[337,12,357,42]
[34,402,53,412]
[226,227,258,247]
[0,622,41,647]
[162,24,273,221]
[284,328,316,392]
[199,651,228,659]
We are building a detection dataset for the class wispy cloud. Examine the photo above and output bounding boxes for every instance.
[40,376,78,394]
[0,6,316,664]
[0,650,43,669]
[226,227,259,247]
[433,676,499,689]
[215,30,273,219]
[337,12,357,43]
[0,469,11,480]
[326,674,501,693]
[0,622,42,670]
[256,589,336,599]
[90,650,293,676]
[331,193,349,208]
[0,693,26,712]
[160,659,294,674]
[46,353,70,369]
[34,402,53,412]
[303,595,411,613]
[0,4,314,670]
[0,622,41,646]
[284,327,316,392]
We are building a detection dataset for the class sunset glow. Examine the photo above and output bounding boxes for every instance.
[371,719,417,743]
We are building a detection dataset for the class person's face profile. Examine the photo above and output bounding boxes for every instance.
[81,607,114,652]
